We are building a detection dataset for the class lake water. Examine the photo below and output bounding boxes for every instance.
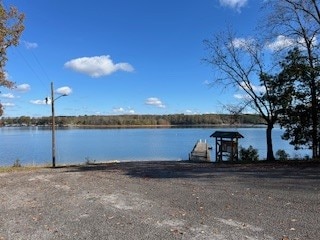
[0,126,311,166]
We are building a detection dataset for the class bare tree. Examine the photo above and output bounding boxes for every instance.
[222,102,250,125]
[203,30,286,161]
[263,0,320,158]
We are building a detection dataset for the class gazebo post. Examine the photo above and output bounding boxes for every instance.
[231,137,234,161]
[219,137,222,162]
[235,137,239,161]
[215,137,218,162]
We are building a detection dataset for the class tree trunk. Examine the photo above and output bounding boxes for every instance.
[266,122,275,162]
[310,82,319,159]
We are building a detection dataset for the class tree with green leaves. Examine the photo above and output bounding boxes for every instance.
[263,0,320,158]
[272,48,320,154]
[0,2,24,116]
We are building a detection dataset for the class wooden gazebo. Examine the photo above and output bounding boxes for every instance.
[210,131,244,162]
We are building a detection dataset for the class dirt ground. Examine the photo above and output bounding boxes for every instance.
[0,161,319,240]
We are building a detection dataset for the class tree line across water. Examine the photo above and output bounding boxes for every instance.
[1,114,264,127]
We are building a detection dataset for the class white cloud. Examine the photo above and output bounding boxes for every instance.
[185,109,199,115]
[240,81,266,93]
[231,37,256,49]
[266,35,295,51]
[203,80,211,86]
[1,93,15,99]
[234,93,249,99]
[113,107,125,113]
[266,35,318,51]
[234,82,266,100]
[35,87,71,105]
[252,84,265,93]
[229,37,256,51]
[64,55,134,78]
[30,99,48,105]
[298,36,318,49]
[23,40,38,49]
[145,97,166,108]
[219,0,248,12]
[113,107,135,114]
[56,86,72,95]
[2,102,15,107]
[16,84,31,92]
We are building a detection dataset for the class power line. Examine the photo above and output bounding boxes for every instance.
[30,48,52,85]
[2,0,51,94]
[13,46,50,94]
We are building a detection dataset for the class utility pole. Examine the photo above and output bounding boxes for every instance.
[49,81,68,168]
[51,82,56,167]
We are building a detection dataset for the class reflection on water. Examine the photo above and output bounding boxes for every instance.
[0,127,311,166]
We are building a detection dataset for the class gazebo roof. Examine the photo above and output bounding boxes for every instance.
[210,131,244,139]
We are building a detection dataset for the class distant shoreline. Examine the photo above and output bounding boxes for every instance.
[2,123,268,129]
[64,123,268,129]
[1,113,265,127]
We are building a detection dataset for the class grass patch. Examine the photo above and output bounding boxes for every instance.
[0,166,43,173]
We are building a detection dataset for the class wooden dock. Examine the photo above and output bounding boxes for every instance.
[189,140,211,162]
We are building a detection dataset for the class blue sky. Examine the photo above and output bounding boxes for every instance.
[1,0,267,117]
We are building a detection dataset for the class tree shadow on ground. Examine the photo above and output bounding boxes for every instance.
[64,160,320,181]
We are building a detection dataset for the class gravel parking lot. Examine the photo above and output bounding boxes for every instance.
[0,161,319,240]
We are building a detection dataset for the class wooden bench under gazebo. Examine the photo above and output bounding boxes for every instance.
[210,131,244,162]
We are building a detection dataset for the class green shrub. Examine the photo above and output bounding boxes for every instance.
[275,149,290,161]
[303,155,311,161]
[13,159,22,167]
[239,145,259,162]
[84,157,96,165]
